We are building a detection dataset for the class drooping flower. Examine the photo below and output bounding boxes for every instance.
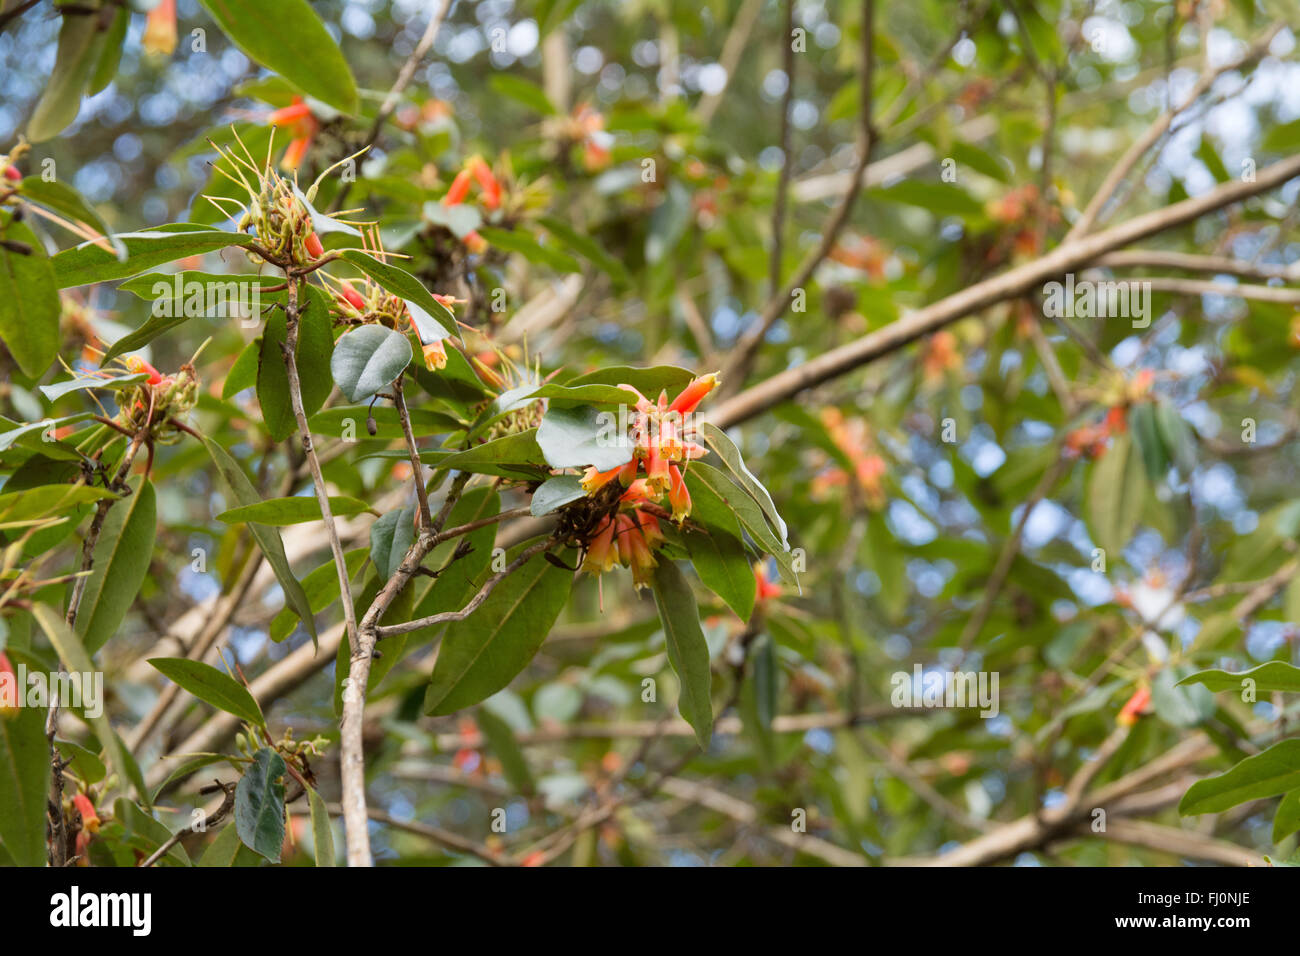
[143,0,177,57]
[73,793,100,834]
[267,97,320,172]
[667,463,691,522]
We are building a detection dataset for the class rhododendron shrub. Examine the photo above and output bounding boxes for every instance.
[0,0,1298,876]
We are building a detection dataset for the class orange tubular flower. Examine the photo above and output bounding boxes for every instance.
[142,0,177,56]
[303,231,324,259]
[668,373,719,416]
[338,282,366,312]
[443,169,473,207]
[267,97,320,172]
[125,355,164,386]
[73,793,100,834]
[422,339,448,371]
[3,165,19,182]
[667,464,691,522]
[616,515,657,589]
[582,463,623,495]
[582,516,620,575]
[467,155,501,210]
[1117,685,1151,726]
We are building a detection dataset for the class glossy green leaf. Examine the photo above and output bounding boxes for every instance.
[1177,662,1300,695]
[147,658,264,727]
[530,475,586,516]
[683,525,756,621]
[76,476,156,655]
[425,551,572,715]
[234,747,287,863]
[197,0,358,113]
[0,220,61,378]
[218,495,371,526]
[1179,739,1300,815]
[650,560,714,749]
[536,404,634,472]
[201,436,315,638]
[0,703,50,867]
[329,325,412,403]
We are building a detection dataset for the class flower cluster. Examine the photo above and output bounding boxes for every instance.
[577,373,719,588]
[440,154,501,253]
[119,356,200,438]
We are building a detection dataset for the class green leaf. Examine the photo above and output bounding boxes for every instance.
[530,475,585,516]
[54,738,106,785]
[223,339,261,399]
[1086,431,1145,557]
[424,551,572,715]
[329,325,413,403]
[18,178,124,260]
[307,785,336,866]
[476,706,536,796]
[51,224,255,288]
[76,476,156,655]
[1129,402,1168,482]
[565,365,694,397]
[26,11,100,142]
[477,226,582,273]
[0,703,51,866]
[699,422,789,547]
[198,821,262,867]
[538,216,631,287]
[31,604,145,806]
[87,6,128,96]
[439,429,550,479]
[687,463,798,586]
[39,373,146,402]
[310,405,463,440]
[1177,662,1300,695]
[683,525,756,620]
[200,436,315,639]
[1179,739,1300,815]
[370,506,416,580]
[147,658,264,727]
[197,0,359,113]
[868,179,983,217]
[650,560,714,748]
[0,220,61,378]
[257,291,335,441]
[537,404,634,472]
[114,797,189,865]
[0,483,114,523]
[488,73,557,115]
[1149,666,1215,729]
[0,414,92,453]
[339,250,454,343]
[234,747,287,863]
[218,495,371,526]
[1274,790,1300,843]
[269,548,367,643]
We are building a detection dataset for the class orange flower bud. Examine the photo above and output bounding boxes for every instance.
[304,231,324,259]
[464,230,488,254]
[338,282,366,312]
[2,165,19,182]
